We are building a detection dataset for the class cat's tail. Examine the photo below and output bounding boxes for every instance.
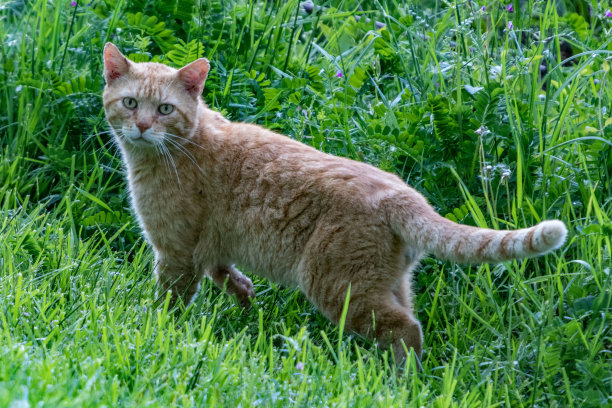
[389,199,567,263]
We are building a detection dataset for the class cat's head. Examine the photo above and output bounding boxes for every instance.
[102,43,209,149]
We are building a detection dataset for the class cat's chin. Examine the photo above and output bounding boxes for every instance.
[125,137,155,147]
[118,134,159,149]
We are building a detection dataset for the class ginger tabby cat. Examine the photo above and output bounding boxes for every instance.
[102,43,567,361]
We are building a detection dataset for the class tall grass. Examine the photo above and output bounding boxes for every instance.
[1,0,611,406]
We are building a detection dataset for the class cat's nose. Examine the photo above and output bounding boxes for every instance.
[136,121,152,134]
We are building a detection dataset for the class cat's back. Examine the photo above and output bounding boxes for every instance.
[212,120,410,206]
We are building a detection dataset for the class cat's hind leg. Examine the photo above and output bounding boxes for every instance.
[353,297,422,362]
[300,231,423,362]
[314,279,423,362]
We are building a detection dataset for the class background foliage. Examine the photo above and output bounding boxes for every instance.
[1,0,611,406]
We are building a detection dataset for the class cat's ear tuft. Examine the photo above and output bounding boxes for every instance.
[177,58,210,97]
[104,43,131,84]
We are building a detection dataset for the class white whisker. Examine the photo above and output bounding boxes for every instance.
[155,143,172,181]
[164,137,204,174]
[163,131,207,150]
[159,142,183,191]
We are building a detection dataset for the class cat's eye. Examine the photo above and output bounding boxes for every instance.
[158,104,175,115]
[123,97,137,109]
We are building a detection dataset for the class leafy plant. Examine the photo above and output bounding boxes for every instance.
[0,0,611,406]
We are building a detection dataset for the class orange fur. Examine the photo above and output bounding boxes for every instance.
[102,43,567,361]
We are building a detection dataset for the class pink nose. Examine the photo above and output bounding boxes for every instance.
[136,122,152,134]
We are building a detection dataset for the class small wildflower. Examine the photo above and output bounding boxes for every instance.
[506,4,513,12]
[507,20,514,29]
[594,79,600,85]
[297,105,301,112]
[71,0,77,6]
[336,70,343,78]
[485,165,493,174]
[605,10,612,18]
[481,6,486,11]
[501,169,512,180]
[143,305,147,313]
[295,361,304,371]
[474,125,490,137]
[301,0,314,14]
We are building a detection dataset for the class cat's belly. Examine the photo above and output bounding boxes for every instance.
[220,191,326,289]
[223,227,305,288]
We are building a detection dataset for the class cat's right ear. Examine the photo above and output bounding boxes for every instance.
[177,58,210,98]
[103,43,131,84]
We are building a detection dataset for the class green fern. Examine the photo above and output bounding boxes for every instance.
[262,88,283,112]
[154,0,197,22]
[472,84,505,132]
[125,12,175,52]
[54,76,100,97]
[427,95,457,142]
[165,39,206,68]
[348,66,367,90]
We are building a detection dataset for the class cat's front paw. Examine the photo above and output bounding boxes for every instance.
[211,266,256,308]
[230,273,255,308]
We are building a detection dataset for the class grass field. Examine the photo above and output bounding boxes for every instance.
[1,0,611,406]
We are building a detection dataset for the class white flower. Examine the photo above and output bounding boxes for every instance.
[474,125,491,136]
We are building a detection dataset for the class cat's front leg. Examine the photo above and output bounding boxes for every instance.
[209,265,255,308]
[154,254,203,308]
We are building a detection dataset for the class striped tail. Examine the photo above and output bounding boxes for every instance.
[390,202,568,263]
[420,213,567,263]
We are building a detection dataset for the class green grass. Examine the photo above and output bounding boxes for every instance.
[1,0,611,406]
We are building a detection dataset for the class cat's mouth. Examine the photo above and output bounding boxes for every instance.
[121,132,158,148]
[128,135,154,146]
[113,127,156,147]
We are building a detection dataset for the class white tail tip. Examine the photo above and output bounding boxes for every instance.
[534,220,568,253]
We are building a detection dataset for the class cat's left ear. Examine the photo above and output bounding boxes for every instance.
[104,43,131,84]
[177,58,210,97]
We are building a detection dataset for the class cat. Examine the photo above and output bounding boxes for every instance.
[102,43,567,361]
